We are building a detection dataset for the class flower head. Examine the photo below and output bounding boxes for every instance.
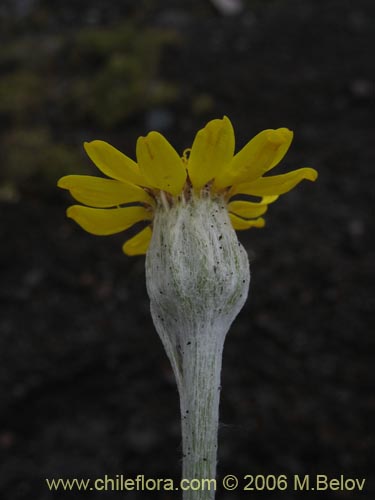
[58,116,317,255]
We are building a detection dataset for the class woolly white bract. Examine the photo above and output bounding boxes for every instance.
[146,195,249,499]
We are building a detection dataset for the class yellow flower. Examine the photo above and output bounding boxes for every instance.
[58,116,317,256]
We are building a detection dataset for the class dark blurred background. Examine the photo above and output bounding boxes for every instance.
[0,0,374,498]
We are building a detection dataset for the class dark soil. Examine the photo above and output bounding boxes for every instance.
[0,0,374,499]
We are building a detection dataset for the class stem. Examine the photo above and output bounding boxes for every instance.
[180,328,224,500]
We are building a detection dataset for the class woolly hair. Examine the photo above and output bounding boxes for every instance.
[146,195,249,496]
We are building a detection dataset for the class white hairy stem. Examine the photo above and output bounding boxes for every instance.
[146,194,250,500]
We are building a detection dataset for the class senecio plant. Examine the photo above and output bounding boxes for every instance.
[58,116,317,500]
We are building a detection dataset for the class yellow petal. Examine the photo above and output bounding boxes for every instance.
[58,175,154,208]
[228,200,269,219]
[66,205,152,235]
[260,195,279,204]
[215,128,293,188]
[188,116,235,190]
[84,140,149,187]
[136,132,186,196]
[229,214,266,230]
[231,167,318,197]
[122,226,152,256]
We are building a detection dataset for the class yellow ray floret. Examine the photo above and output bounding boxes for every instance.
[229,214,266,230]
[228,200,269,219]
[67,205,152,235]
[188,116,235,191]
[58,116,317,256]
[215,128,293,189]
[84,140,149,187]
[230,167,318,197]
[122,226,153,256]
[136,132,187,196]
[58,175,154,208]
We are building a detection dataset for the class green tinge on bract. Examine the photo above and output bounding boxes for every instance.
[67,205,152,235]
[188,116,235,191]
[58,175,154,208]
[136,131,187,196]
